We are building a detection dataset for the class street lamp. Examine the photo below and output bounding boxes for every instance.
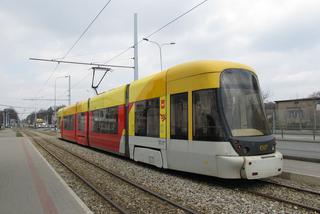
[143,38,175,71]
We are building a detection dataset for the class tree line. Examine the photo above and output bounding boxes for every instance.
[24,105,65,125]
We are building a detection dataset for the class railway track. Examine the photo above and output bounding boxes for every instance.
[27,129,320,213]
[260,179,320,196]
[23,130,202,214]
[243,188,320,213]
[236,179,320,213]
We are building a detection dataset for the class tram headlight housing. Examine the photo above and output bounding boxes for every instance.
[271,138,276,151]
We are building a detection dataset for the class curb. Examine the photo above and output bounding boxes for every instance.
[278,171,320,187]
[276,138,320,144]
[283,155,320,163]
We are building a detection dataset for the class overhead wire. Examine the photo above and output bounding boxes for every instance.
[56,0,113,60]
[69,0,209,91]
[35,0,113,96]
[104,0,210,64]
[0,103,35,109]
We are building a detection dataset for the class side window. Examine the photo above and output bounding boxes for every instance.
[57,117,61,129]
[63,116,67,129]
[77,113,85,131]
[92,110,100,132]
[70,115,74,130]
[170,93,188,140]
[135,101,147,136]
[135,98,160,137]
[92,107,118,134]
[102,107,118,134]
[193,89,224,141]
[63,115,74,130]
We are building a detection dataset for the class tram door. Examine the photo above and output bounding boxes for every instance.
[166,92,189,171]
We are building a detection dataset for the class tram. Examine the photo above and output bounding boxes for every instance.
[57,60,283,179]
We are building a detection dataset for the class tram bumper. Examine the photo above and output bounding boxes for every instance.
[216,151,283,179]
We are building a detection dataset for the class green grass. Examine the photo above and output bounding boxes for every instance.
[16,132,23,137]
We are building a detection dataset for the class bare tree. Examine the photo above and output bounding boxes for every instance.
[261,90,271,103]
[308,91,320,98]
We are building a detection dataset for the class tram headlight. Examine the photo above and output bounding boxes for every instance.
[271,138,276,151]
[243,146,250,154]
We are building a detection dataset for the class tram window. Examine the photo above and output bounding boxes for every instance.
[192,89,224,141]
[135,98,160,137]
[63,115,74,130]
[57,117,61,129]
[77,113,85,131]
[92,107,118,134]
[92,110,100,132]
[170,93,188,140]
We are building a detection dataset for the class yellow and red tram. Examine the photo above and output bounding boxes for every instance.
[57,60,283,179]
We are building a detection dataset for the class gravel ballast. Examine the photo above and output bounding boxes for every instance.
[30,130,319,214]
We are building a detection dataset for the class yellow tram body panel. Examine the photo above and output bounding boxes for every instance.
[76,100,88,113]
[129,71,166,103]
[167,60,254,82]
[90,85,126,111]
[62,104,77,116]
[57,108,64,118]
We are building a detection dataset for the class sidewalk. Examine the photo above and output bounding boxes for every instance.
[0,129,92,214]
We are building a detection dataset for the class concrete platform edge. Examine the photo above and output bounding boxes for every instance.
[278,171,320,186]
[25,137,93,214]
[284,155,320,163]
[276,138,320,144]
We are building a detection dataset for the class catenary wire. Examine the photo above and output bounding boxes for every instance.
[0,104,35,109]
[35,0,113,97]
[104,0,209,64]
[69,0,209,91]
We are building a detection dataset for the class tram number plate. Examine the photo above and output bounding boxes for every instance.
[259,144,268,152]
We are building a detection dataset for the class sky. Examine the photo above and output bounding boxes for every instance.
[0,0,320,119]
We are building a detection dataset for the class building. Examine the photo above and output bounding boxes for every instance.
[275,97,320,130]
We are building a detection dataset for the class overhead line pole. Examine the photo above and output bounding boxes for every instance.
[103,0,209,65]
[68,75,71,105]
[133,13,139,80]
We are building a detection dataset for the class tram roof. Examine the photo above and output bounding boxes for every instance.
[59,60,254,111]
[166,60,254,82]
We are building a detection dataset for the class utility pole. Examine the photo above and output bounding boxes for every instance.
[6,110,9,127]
[133,13,139,80]
[68,75,71,105]
[34,105,37,128]
[3,110,5,127]
[2,111,5,128]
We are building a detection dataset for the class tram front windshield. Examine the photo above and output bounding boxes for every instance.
[220,69,270,137]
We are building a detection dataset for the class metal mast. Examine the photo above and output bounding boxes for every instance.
[68,75,71,105]
[133,13,139,80]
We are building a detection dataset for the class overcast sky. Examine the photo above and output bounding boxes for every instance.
[1,0,320,119]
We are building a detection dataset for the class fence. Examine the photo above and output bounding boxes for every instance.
[266,107,320,141]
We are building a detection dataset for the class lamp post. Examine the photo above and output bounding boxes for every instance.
[143,38,175,71]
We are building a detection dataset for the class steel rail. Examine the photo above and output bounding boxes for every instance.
[241,186,320,213]
[26,130,202,214]
[260,179,320,196]
[244,189,320,213]
[24,132,129,214]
